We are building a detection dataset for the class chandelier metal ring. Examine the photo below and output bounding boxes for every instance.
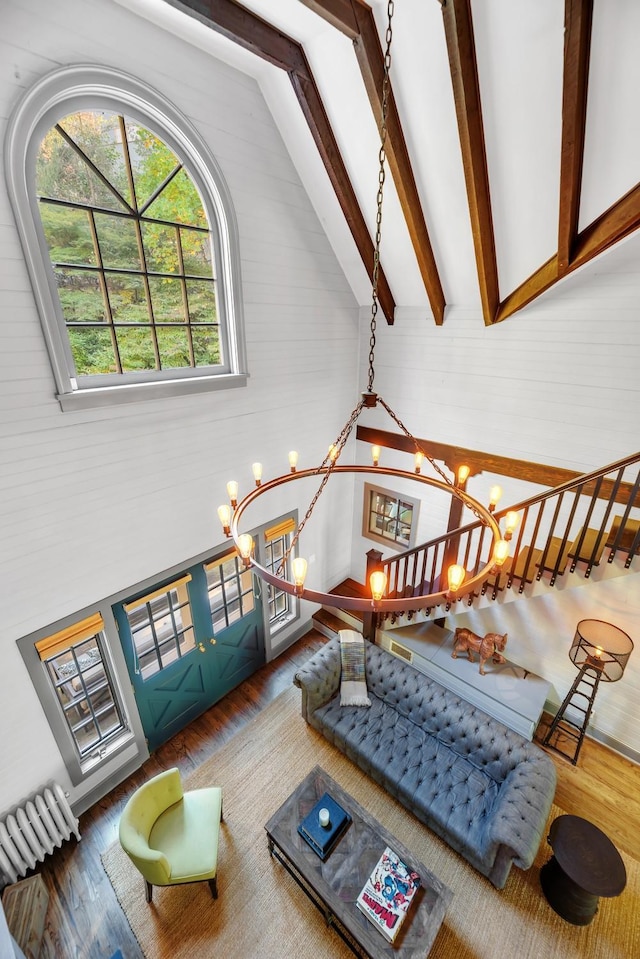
[230,465,502,612]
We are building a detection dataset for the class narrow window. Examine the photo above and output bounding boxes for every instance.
[263,517,297,629]
[35,613,127,763]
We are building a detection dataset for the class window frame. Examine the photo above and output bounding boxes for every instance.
[264,531,293,629]
[362,481,420,551]
[19,611,134,786]
[5,64,248,410]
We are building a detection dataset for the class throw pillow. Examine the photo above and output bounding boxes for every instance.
[339,629,371,707]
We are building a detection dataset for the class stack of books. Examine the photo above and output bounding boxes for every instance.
[356,846,421,943]
[297,793,351,861]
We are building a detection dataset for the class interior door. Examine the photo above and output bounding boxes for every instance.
[113,552,265,752]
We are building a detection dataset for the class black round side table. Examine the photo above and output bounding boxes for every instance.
[540,814,627,925]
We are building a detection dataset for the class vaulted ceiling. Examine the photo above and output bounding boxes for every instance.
[118,0,640,325]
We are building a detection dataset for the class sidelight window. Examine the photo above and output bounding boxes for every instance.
[35,613,128,763]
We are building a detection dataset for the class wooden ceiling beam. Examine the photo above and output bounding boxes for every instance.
[351,2,446,325]
[290,63,395,321]
[442,0,499,326]
[301,0,447,324]
[165,0,396,322]
[299,0,359,38]
[170,0,309,73]
[573,181,640,266]
[558,0,593,274]
[497,181,640,322]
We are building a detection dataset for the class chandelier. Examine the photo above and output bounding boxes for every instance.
[217,1,509,614]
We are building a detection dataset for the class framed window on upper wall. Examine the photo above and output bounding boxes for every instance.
[29,613,131,784]
[362,482,420,551]
[5,65,247,410]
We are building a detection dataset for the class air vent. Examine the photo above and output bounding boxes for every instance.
[390,641,413,664]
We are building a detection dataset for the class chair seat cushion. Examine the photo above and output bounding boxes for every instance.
[150,786,222,883]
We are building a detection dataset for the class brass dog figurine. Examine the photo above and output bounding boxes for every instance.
[452,627,508,675]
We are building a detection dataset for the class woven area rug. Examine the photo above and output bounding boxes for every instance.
[102,686,639,959]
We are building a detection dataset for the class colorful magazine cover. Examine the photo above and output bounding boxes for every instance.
[356,846,420,943]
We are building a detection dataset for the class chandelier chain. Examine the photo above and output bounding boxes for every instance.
[277,399,366,575]
[367,0,394,393]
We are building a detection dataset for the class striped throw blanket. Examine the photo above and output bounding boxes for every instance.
[339,630,371,707]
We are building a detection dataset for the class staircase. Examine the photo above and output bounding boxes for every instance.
[377,451,640,630]
[312,452,640,637]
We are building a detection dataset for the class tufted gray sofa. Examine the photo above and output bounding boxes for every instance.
[294,637,557,889]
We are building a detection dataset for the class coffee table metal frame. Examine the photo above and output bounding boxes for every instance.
[265,765,453,959]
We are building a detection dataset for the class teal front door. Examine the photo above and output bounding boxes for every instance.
[113,550,265,752]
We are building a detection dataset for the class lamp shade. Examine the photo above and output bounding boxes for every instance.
[569,619,634,682]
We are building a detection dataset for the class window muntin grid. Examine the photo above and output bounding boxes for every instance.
[35,111,221,378]
[44,633,127,760]
[125,581,196,680]
[264,533,292,625]
[206,555,255,632]
[367,488,416,548]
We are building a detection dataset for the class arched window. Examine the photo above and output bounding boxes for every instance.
[6,65,247,410]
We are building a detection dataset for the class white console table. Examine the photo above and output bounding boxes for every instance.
[379,622,551,740]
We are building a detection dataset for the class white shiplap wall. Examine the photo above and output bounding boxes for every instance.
[0,0,360,812]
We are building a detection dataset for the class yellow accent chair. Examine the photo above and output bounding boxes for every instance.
[119,767,223,903]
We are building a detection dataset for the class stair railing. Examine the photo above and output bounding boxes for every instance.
[377,451,640,621]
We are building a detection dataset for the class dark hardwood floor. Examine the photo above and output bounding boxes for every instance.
[7,627,640,959]
[34,631,327,959]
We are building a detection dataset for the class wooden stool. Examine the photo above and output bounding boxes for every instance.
[540,815,626,925]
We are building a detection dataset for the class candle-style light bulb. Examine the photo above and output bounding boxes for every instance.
[457,464,470,486]
[288,451,298,473]
[238,533,253,566]
[489,485,502,512]
[504,510,519,540]
[447,564,466,593]
[292,557,308,595]
[226,480,239,509]
[217,504,231,537]
[371,445,381,467]
[493,539,510,567]
[328,444,339,462]
[252,462,263,487]
[370,570,387,602]
[414,451,424,474]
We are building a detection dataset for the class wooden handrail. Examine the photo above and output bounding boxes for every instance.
[376,450,640,608]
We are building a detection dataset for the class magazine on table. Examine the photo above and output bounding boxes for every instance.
[356,846,421,943]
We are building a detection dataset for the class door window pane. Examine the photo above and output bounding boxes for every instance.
[205,554,254,632]
[124,579,195,679]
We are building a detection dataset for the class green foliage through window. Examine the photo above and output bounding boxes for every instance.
[36,111,220,376]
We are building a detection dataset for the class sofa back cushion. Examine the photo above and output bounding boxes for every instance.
[364,642,532,783]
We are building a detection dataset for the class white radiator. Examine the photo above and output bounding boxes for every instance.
[0,783,80,885]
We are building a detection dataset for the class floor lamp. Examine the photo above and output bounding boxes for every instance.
[543,619,634,764]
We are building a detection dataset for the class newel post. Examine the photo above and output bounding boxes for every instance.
[362,548,384,643]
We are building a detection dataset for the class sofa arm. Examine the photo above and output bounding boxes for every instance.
[293,638,341,722]
[482,752,556,872]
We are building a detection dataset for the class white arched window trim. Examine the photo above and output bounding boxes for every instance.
[5,63,248,411]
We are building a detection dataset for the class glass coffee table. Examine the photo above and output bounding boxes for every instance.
[265,765,453,958]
